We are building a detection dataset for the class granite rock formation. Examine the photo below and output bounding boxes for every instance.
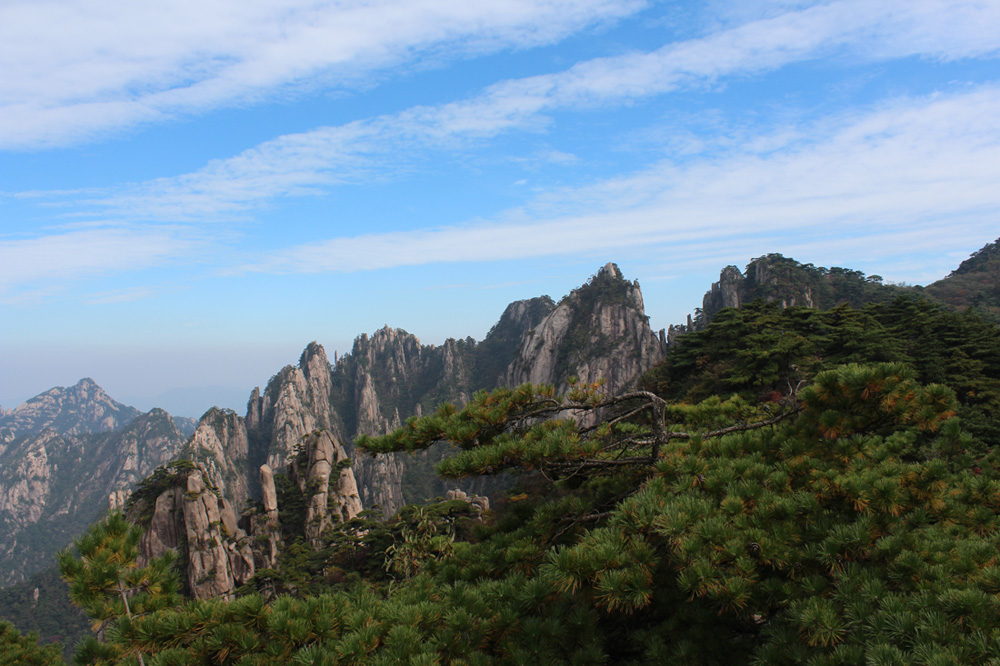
[0,405,186,585]
[0,264,675,591]
[158,264,666,519]
[289,430,362,544]
[504,262,667,394]
[134,466,254,600]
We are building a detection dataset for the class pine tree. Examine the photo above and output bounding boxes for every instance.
[58,511,179,665]
[0,620,65,666]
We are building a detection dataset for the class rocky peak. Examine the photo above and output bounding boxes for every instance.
[0,378,142,438]
[597,261,624,280]
[493,297,557,334]
[246,386,264,432]
[184,342,373,514]
[503,264,667,394]
[353,327,424,380]
[111,408,187,489]
[256,345,339,473]
[185,407,251,508]
[474,296,556,390]
[702,265,744,318]
[300,342,332,387]
[134,427,362,596]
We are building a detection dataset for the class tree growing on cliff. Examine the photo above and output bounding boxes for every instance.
[58,511,179,665]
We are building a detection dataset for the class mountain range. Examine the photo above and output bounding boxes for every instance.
[0,240,996,633]
[0,262,668,588]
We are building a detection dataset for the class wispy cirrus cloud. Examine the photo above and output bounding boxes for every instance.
[0,227,197,301]
[82,286,156,306]
[8,0,1000,300]
[65,0,1000,223]
[0,0,644,150]
[239,85,1000,275]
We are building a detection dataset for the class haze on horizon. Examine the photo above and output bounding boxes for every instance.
[2,0,999,418]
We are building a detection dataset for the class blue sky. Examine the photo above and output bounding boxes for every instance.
[2,0,999,417]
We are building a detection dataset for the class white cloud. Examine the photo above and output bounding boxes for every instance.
[0,227,195,300]
[239,85,1000,274]
[8,0,999,298]
[61,0,1000,222]
[82,286,155,305]
[0,0,643,149]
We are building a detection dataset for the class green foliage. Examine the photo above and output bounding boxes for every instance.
[58,511,180,665]
[642,296,1000,449]
[240,500,482,600]
[587,365,1000,664]
[274,469,308,542]
[0,620,65,666]
[384,505,456,580]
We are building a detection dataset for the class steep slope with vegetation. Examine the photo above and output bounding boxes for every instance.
[924,237,1000,321]
[698,253,902,327]
[0,567,88,662]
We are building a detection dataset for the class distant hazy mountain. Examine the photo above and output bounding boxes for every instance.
[0,378,141,443]
[0,378,197,447]
[0,384,189,585]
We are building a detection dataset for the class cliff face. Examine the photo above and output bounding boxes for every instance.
[134,466,255,600]
[472,296,556,390]
[0,406,186,585]
[133,426,363,599]
[328,298,556,514]
[173,338,393,518]
[504,263,667,394]
[290,430,362,543]
[257,342,340,472]
[184,343,349,510]
[333,327,432,515]
[186,408,251,509]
